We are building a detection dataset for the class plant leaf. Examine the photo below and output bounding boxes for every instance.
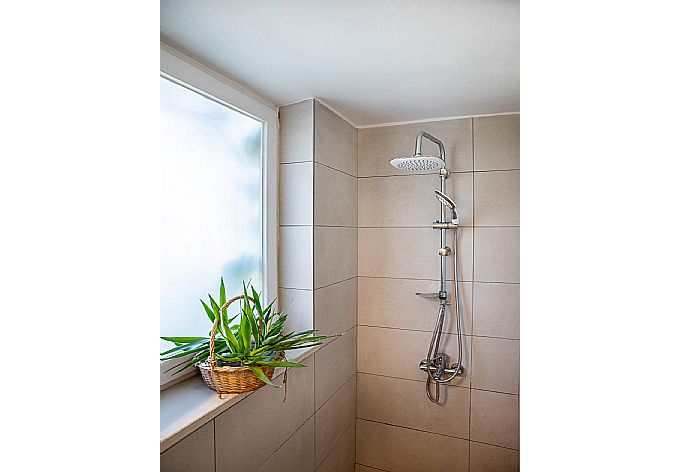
[255,360,305,368]
[160,336,207,343]
[200,299,215,323]
[219,277,226,307]
[208,294,221,317]
[248,365,278,387]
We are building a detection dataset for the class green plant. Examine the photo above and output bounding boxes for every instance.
[160,278,334,386]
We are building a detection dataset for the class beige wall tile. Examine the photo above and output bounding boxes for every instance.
[358,326,470,387]
[215,356,315,472]
[473,115,520,171]
[315,101,357,176]
[474,170,519,226]
[257,417,315,472]
[470,389,519,449]
[315,421,356,472]
[470,442,520,472]
[471,337,520,394]
[314,163,357,227]
[315,327,357,409]
[473,282,519,339]
[358,227,473,281]
[315,277,357,335]
[474,227,519,283]
[314,226,357,288]
[315,375,357,465]
[358,277,471,335]
[356,419,469,472]
[354,466,381,472]
[357,373,470,438]
[160,421,214,472]
[280,162,313,226]
[279,225,313,289]
[358,172,473,227]
[279,99,314,164]
[278,287,313,334]
[358,119,473,177]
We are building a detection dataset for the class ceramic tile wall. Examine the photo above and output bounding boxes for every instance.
[278,100,315,335]
[312,100,358,472]
[161,356,317,472]
[356,115,520,472]
[276,99,358,472]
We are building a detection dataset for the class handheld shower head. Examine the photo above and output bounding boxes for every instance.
[435,190,459,224]
[389,155,445,172]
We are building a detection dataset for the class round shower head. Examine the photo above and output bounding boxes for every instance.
[389,155,445,172]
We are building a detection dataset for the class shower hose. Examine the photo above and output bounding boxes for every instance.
[425,226,464,403]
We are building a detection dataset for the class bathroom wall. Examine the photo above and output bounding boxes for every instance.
[160,99,357,472]
[278,99,358,472]
[356,115,520,472]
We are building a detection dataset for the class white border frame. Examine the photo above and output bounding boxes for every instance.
[159,42,278,387]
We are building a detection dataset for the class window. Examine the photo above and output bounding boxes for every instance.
[160,45,277,384]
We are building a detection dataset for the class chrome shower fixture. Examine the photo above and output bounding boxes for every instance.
[389,131,448,173]
[389,131,466,403]
[389,155,445,171]
[434,190,459,225]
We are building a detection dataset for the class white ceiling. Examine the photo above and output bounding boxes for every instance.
[160,0,519,127]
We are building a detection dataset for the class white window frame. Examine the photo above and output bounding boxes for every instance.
[159,42,278,388]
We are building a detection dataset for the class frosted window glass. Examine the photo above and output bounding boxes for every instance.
[160,77,262,352]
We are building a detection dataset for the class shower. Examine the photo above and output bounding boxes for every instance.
[389,131,466,403]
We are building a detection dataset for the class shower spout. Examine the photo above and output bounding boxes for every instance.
[414,131,446,162]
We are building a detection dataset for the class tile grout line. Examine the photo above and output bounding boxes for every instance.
[357,417,519,452]
[282,224,359,228]
[357,417,469,442]
[314,371,357,415]
[356,371,468,389]
[357,323,520,341]
[357,225,517,228]
[319,323,356,349]
[356,168,518,179]
[314,159,357,179]
[280,159,312,165]
[355,464,390,472]
[314,418,356,471]
[358,170,474,179]
[355,275,519,285]
[311,98,316,472]
[354,277,520,284]
[314,275,358,291]
[469,117,475,468]
[314,224,358,228]
[355,371,519,396]
[353,127,359,472]
[254,411,317,472]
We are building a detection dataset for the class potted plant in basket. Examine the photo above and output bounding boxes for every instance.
[161,278,334,396]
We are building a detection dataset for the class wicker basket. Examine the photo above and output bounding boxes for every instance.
[197,294,282,397]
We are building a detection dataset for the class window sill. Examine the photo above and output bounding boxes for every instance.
[160,344,322,453]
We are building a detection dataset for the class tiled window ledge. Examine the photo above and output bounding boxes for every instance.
[160,344,322,453]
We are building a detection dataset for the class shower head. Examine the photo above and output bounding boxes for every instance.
[389,131,447,173]
[435,190,459,224]
[389,155,445,172]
